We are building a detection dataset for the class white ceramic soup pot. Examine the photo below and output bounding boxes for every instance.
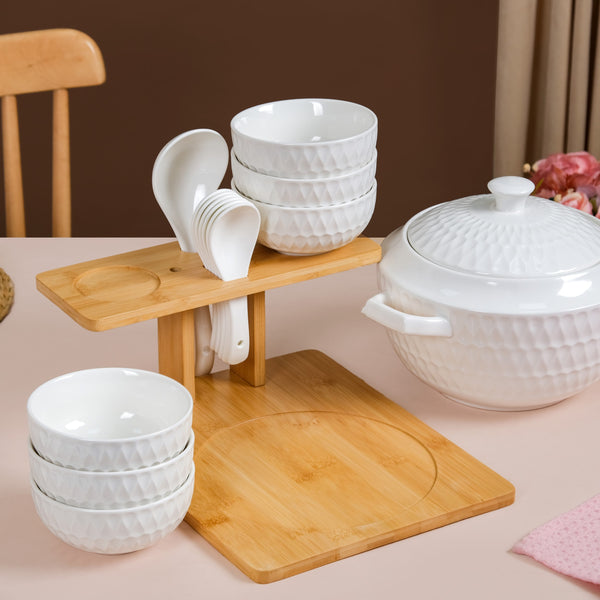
[27,368,193,471]
[231,148,377,207]
[230,98,377,179]
[28,431,194,509]
[31,464,194,554]
[362,176,600,411]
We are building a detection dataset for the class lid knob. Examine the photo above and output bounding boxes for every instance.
[487,176,535,213]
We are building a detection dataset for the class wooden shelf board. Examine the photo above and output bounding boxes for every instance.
[35,238,381,331]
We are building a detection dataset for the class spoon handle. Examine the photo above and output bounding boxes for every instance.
[213,297,250,365]
[194,306,215,375]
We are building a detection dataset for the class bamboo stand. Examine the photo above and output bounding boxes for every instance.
[36,238,514,583]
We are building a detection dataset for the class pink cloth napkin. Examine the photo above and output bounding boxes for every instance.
[513,494,600,585]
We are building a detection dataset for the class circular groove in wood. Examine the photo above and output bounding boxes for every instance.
[194,411,438,549]
[74,265,160,301]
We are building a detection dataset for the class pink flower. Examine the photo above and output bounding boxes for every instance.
[577,184,600,200]
[533,151,599,175]
[557,191,593,214]
[527,151,600,199]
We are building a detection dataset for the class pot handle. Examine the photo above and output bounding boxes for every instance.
[361,293,452,337]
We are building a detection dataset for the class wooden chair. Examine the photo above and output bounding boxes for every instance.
[0,28,105,236]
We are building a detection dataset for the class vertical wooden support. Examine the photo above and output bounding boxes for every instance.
[230,291,266,386]
[52,88,70,237]
[1,95,26,236]
[157,309,196,398]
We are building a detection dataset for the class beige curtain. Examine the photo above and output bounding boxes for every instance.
[494,0,600,176]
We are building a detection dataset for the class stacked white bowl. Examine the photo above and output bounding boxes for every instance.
[27,368,195,554]
[230,98,378,255]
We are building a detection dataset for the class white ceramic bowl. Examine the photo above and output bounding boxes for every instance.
[362,176,600,410]
[231,148,377,207]
[27,368,193,471]
[233,180,376,255]
[31,464,195,554]
[29,431,194,509]
[231,98,377,179]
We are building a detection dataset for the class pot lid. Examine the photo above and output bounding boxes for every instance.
[406,176,600,277]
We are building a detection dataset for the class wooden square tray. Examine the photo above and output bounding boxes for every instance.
[189,350,514,583]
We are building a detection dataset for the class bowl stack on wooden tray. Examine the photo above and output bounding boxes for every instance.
[27,368,194,554]
[230,98,378,255]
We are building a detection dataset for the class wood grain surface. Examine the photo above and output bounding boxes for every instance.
[35,237,513,584]
[0,28,105,236]
[188,350,515,583]
[0,28,105,96]
[35,237,381,331]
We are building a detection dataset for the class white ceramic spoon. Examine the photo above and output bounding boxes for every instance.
[192,188,260,364]
[197,194,249,361]
[207,202,259,281]
[198,192,239,268]
[193,189,236,363]
[192,186,224,274]
[152,129,229,252]
[152,129,229,375]
[194,306,214,375]
[201,199,248,272]
[206,198,260,364]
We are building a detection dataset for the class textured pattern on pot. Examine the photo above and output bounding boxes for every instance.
[375,284,600,410]
[27,368,193,471]
[230,99,377,179]
[362,176,600,411]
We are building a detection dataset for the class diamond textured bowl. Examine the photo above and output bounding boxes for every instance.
[231,148,376,207]
[29,432,194,509]
[31,465,195,554]
[27,368,193,471]
[230,98,377,179]
[233,180,376,255]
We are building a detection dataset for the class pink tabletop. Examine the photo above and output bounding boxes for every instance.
[1,237,599,599]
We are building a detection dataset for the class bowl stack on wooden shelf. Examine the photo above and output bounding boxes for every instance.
[27,368,194,554]
[230,98,378,255]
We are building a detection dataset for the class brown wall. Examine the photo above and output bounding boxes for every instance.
[1,0,498,238]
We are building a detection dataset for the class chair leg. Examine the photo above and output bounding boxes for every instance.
[1,95,25,237]
[52,88,71,237]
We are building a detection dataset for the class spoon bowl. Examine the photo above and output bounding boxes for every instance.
[206,202,260,281]
[152,129,229,252]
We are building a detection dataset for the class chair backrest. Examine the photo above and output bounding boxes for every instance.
[0,28,105,236]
